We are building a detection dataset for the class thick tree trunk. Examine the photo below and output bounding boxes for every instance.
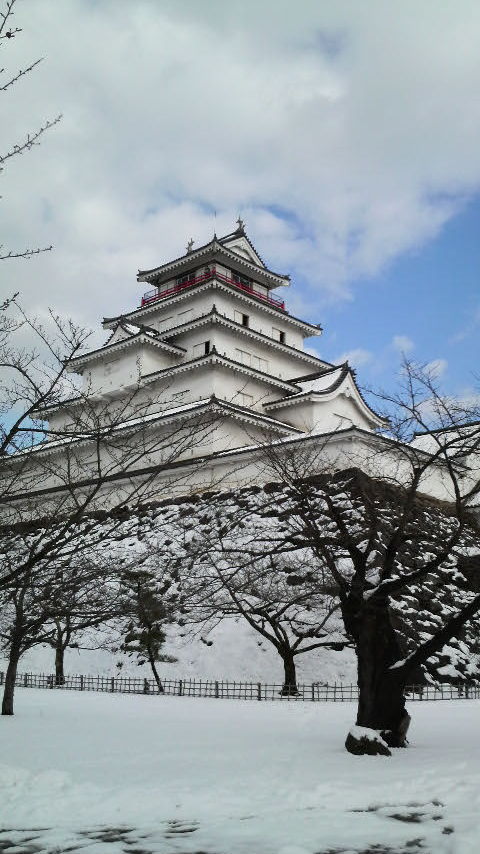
[2,645,21,716]
[280,649,298,696]
[354,603,410,748]
[55,640,66,686]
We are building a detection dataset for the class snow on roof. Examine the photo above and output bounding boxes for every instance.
[298,364,348,394]
[22,397,299,458]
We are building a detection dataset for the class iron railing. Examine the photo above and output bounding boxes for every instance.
[141,269,286,310]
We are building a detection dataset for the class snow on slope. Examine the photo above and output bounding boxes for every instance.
[1,689,480,853]
[4,617,358,684]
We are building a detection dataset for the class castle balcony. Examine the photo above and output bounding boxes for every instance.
[140,268,286,311]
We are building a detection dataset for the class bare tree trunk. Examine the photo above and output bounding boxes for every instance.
[55,640,66,686]
[354,603,410,748]
[280,648,298,696]
[2,643,22,716]
[148,653,164,694]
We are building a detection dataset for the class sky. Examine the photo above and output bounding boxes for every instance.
[2,0,479,397]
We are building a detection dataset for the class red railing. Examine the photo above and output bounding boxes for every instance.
[141,268,285,310]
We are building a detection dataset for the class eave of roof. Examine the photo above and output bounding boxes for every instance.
[142,348,298,393]
[13,395,302,462]
[66,330,186,369]
[6,425,448,505]
[32,394,82,416]
[413,420,480,438]
[137,236,290,288]
[158,308,330,368]
[103,279,321,335]
[264,365,388,427]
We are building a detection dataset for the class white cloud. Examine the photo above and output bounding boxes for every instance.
[426,358,448,379]
[336,348,372,367]
[392,335,415,353]
[3,0,480,331]
[449,306,480,343]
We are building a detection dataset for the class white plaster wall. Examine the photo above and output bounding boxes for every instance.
[133,285,307,349]
[264,394,376,434]
[5,424,466,525]
[80,343,181,397]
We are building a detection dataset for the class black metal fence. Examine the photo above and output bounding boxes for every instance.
[3,671,480,702]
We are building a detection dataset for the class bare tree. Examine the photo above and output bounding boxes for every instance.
[0,299,223,713]
[1,0,61,260]
[0,536,122,713]
[183,497,348,694]
[246,361,480,754]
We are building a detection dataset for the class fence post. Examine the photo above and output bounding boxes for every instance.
[110,677,115,693]
[143,678,149,695]
[80,675,84,691]
[178,679,183,697]
[215,680,219,699]
[24,673,28,687]
[257,682,261,701]
[48,674,54,689]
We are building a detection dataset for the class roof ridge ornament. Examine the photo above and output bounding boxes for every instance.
[186,238,194,254]
[236,215,245,233]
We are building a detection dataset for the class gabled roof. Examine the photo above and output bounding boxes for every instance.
[67,326,185,370]
[104,319,161,346]
[264,363,388,428]
[217,227,265,266]
[137,229,290,289]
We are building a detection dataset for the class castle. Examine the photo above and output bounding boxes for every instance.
[12,222,473,507]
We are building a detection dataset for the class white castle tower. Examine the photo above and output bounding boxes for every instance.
[11,222,471,508]
[59,223,383,457]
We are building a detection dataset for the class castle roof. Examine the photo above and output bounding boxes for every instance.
[137,228,290,290]
[264,363,388,428]
[66,324,185,370]
[156,307,329,369]
[103,279,321,335]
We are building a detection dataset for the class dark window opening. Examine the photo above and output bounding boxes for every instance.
[279,331,285,344]
[242,314,249,327]
[204,341,211,355]
[232,271,252,290]
[177,271,196,285]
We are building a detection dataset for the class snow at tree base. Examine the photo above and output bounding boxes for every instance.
[1,689,480,854]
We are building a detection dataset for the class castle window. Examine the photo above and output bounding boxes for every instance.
[232,271,252,290]
[235,348,251,367]
[177,271,196,286]
[193,341,211,358]
[178,308,193,324]
[234,311,250,327]
[236,392,254,407]
[251,355,268,373]
[272,327,286,344]
[158,315,174,331]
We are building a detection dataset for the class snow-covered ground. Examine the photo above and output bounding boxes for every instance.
[4,617,358,684]
[1,689,479,854]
